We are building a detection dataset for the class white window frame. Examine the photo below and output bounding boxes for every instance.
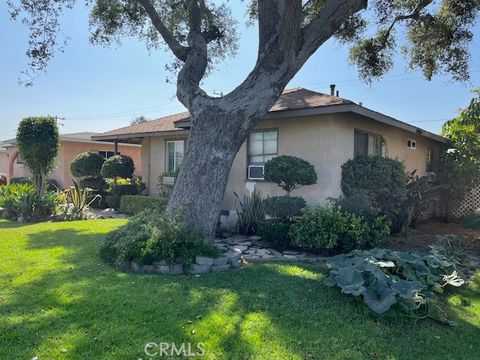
[247,129,278,180]
[165,140,185,173]
[354,129,383,157]
[97,151,116,159]
[407,139,417,150]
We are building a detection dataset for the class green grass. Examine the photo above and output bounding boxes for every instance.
[0,219,479,360]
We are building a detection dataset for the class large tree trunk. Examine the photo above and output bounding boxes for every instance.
[166,107,255,242]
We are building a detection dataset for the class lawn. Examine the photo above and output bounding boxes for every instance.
[0,219,479,359]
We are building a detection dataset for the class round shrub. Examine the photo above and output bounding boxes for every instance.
[111,184,139,196]
[70,152,105,178]
[264,155,317,195]
[332,193,380,222]
[101,155,135,179]
[462,211,480,230]
[100,208,217,268]
[263,196,306,219]
[290,205,390,254]
[79,177,108,191]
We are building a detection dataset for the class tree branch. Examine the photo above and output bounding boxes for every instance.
[137,0,188,61]
[299,0,368,64]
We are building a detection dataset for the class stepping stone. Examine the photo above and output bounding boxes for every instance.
[211,264,231,272]
[268,249,283,258]
[261,254,276,260]
[244,255,261,261]
[256,249,271,255]
[196,256,215,266]
[283,250,301,255]
[213,257,229,266]
[153,260,167,267]
[230,259,242,268]
[249,235,262,241]
[238,241,252,246]
[232,245,249,253]
[130,261,141,273]
[155,265,171,274]
[224,251,241,260]
[283,254,298,260]
[190,264,211,274]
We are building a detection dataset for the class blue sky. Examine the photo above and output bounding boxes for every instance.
[1,2,479,141]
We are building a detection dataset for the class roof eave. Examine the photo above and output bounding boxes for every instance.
[92,129,189,142]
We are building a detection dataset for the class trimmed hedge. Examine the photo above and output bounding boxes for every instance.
[119,195,169,215]
[263,196,306,219]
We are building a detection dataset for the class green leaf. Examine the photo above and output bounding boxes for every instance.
[362,280,397,315]
[335,268,366,296]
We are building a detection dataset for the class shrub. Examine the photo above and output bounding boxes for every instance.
[70,152,105,178]
[263,196,306,219]
[106,195,121,210]
[290,205,390,254]
[324,240,465,325]
[100,208,217,268]
[257,219,292,250]
[341,156,407,234]
[79,177,108,191]
[235,189,265,235]
[0,183,62,220]
[10,177,32,185]
[101,155,135,179]
[119,195,168,215]
[332,193,380,222]
[62,179,101,216]
[462,211,480,229]
[111,184,139,196]
[16,117,60,196]
[264,155,317,195]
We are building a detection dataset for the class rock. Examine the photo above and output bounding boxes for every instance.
[170,264,184,275]
[154,260,167,267]
[230,259,242,268]
[283,254,298,260]
[249,235,262,241]
[244,255,260,261]
[155,265,171,274]
[261,254,276,260]
[268,249,283,258]
[142,265,155,273]
[232,245,249,253]
[17,216,25,223]
[256,249,271,255]
[238,241,252,246]
[196,256,215,266]
[130,261,141,272]
[283,250,301,255]
[224,251,241,262]
[213,257,229,266]
[211,264,231,272]
[190,264,211,274]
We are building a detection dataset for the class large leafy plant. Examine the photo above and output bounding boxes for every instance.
[324,236,465,325]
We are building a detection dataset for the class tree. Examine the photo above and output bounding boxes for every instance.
[101,155,135,179]
[131,116,149,125]
[9,1,480,241]
[16,117,60,196]
[438,89,480,221]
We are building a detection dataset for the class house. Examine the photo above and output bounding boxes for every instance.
[0,132,142,188]
[92,87,446,218]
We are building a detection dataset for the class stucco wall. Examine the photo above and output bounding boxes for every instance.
[3,141,142,188]
[0,151,9,175]
[144,113,444,212]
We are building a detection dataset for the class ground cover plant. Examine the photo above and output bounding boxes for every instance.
[0,219,479,359]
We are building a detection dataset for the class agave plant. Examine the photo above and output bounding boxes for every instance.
[324,236,465,325]
[64,179,101,214]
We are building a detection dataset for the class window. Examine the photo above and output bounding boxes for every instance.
[354,130,383,157]
[166,140,185,173]
[98,151,116,159]
[247,130,278,180]
[426,148,434,172]
[16,153,24,164]
[407,139,417,150]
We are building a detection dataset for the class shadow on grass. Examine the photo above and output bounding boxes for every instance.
[0,226,479,359]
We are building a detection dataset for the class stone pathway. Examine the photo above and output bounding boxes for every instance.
[91,208,130,219]
[214,235,328,264]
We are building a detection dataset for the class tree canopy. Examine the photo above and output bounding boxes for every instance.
[8,0,480,86]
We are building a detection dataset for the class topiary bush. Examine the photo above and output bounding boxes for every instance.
[100,208,217,268]
[79,177,108,191]
[16,116,60,196]
[263,196,306,220]
[111,184,139,196]
[331,192,381,223]
[341,156,407,234]
[119,195,169,216]
[264,155,317,195]
[257,219,292,250]
[70,152,105,178]
[290,205,391,254]
[101,155,135,179]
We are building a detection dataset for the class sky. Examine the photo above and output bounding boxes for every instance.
[1,2,479,141]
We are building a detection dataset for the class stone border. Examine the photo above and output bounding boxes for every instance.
[127,253,243,275]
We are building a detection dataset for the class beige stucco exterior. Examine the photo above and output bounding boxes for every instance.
[141,113,444,212]
[0,140,142,188]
